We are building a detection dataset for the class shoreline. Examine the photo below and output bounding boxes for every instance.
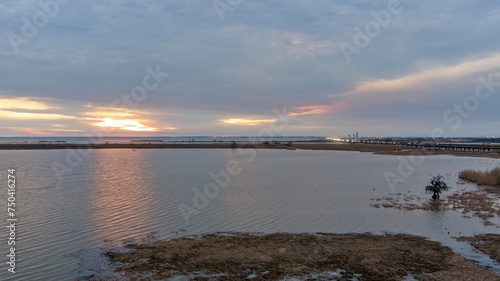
[1,142,499,158]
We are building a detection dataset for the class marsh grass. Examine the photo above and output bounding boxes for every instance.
[459,167,500,186]
[104,233,498,281]
[372,191,500,226]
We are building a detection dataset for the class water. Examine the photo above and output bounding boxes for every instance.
[0,149,499,280]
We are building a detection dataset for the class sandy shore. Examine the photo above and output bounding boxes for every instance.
[104,232,500,281]
[1,142,499,158]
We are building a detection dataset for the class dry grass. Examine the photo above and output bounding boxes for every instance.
[459,167,500,186]
[371,193,445,212]
[105,233,500,281]
[447,191,500,225]
[372,191,500,226]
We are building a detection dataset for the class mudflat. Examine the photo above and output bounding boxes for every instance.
[105,232,500,281]
[458,234,500,264]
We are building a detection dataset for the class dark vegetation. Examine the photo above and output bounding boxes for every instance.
[425,175,451,199]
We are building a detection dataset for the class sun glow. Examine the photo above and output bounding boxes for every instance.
[0,97,55,110]
[0,110,74,120]
[93,118,157,132]
[220,118,276,126]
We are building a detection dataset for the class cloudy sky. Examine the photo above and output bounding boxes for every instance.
[1,0,499,137]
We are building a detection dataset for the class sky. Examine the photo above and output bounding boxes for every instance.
[1,0,499,137]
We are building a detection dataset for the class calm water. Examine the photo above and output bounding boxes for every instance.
[0,149,499,280]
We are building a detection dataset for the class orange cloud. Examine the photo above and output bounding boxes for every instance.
[84,111,133,118]
[92,118,157,132]
[48,128,83,133]
[289,105,333,117]
[289,102,350,117]
[0,96,72,121]
[220,118,276,126]
[0,97,55,110]
[331,53,500,99]
[12,128,54,135]
[0,110,75,120]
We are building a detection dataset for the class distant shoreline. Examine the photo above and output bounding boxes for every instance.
[1,142,499,158]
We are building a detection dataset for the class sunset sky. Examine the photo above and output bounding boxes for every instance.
[1,0,499,137]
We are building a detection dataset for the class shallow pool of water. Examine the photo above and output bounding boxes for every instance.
[0,149,499,280]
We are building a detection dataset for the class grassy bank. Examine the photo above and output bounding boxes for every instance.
[459,167,500,186]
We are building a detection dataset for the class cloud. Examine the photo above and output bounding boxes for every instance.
[331,53,500,99]
[0,110,75,120]
[0,96,56,110]
[83,108,134,119]
[92,118,158,132]
[0,96,74,122]
[11,128,55,135]
[220,118,276,126]
[47,128,83,133]
[289,105,334,117]
[1,1,500,136]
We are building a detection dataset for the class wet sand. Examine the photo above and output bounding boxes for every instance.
[105,232,500,281]
[1,142,499,159]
